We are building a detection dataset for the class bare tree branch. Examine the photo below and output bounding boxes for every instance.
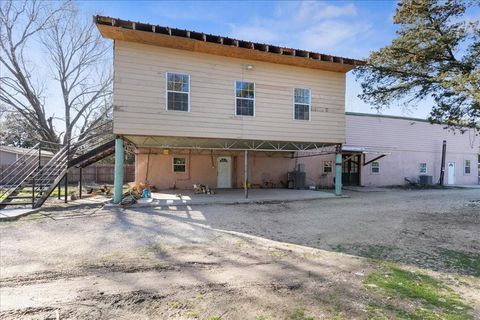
[0,0,112,147]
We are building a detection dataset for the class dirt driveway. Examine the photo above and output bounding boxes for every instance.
[1,188,479,319]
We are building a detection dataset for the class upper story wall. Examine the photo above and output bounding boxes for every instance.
[113,41,346,144]
[346,113,480,155]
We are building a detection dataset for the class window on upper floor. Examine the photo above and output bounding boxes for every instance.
[464,159,471,174]
[419,163,427,174]
[371,161,380,174]
[294,88,310,120]
[235,81,255,116]
[166,72,190,111]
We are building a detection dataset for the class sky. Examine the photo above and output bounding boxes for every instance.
[74,0,441,118]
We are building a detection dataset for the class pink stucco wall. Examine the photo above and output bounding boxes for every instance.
[133,114,479,189]
[135,149,334,190]
[346,114,479,186]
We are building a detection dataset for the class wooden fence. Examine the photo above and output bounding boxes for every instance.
[0,164,135,185]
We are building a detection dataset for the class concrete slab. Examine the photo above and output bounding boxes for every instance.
[0,208,40,221]
[452,184,480,189]
[119,188,340,208]
[343,186,390,192]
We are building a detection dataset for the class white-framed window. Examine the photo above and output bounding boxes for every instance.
[464,159,471,175]
[172,157,186,173]
[323,160,333,173]
[294,88,311,120]
[371,161,380,173]
[166,72,190,111]
[235,81,255,116]
[419,163,427,174]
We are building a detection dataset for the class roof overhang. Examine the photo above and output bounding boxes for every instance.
[95,16,364,73]
[342,145,392,156]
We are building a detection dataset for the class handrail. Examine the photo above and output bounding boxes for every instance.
[0,146,41,200]
[0,158,39,199]
[32,157,68,191]
[0,143,39,183]
[32,147,69,188]
[0,121,115,208]
[0,156,37,188]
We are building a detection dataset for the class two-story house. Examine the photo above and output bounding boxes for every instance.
[95,16,364,202]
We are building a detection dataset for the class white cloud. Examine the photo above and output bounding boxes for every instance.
[229,1,371,57]
[294,1,357,22]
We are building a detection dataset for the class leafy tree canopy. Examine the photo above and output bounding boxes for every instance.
[356,0,479,130]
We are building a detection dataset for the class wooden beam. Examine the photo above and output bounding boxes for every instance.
[363,154,386,166]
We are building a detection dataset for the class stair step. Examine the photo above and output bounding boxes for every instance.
[1,202,33,206]
[7,195,33,199]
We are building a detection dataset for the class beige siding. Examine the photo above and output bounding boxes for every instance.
[113,41,346,144]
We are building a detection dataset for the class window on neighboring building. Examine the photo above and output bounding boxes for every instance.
[235,81,255,116]
[294,88,310,120]
[173,157,186,173]
[166,72,189,111]
[371,161,380,173]
[465,159,471,174]
[323,160,333,173]
[419,163,427,174]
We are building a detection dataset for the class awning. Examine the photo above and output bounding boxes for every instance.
[342,145,392,166]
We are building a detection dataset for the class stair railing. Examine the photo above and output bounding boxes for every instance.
[30,145,69,196]
[0,143,41,201]
[1,120,114,208]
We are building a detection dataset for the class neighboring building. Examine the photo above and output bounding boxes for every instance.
[0,145,53,167]
[95,16,362,199]
[340,113,479,187]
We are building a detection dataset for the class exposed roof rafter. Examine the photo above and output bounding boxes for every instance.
[95,15,364,73]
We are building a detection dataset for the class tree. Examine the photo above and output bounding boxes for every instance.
[0,109,38,147]
[0,0,112,147]
[356,0,479,130]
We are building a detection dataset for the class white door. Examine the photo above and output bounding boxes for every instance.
[447,162,456,185]
[217,156,232,188]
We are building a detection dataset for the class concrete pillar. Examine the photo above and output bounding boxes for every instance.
[335,152,342,196]
[113,138,124,204]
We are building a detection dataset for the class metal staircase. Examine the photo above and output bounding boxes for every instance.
[0,123,116,209]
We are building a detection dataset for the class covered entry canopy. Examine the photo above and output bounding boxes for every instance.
[342,144,392,166]
[125,135,340,153]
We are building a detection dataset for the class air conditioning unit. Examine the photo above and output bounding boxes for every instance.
[419,175,433,185]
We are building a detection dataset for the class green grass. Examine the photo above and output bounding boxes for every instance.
[1,184,130,203]
[286,308,315,320]
[365,265,472,319]
[437,249,480,277]
[334,243,394,260]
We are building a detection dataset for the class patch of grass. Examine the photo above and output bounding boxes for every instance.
[167,300,186,309]
[208,316,222,320]
[267,248,289,259]
[334,243,394,260]
[438,249,480,277]
[186,310,200,318]
[146,242,168,256]
[365,265,472,319]
[286,308,315,320]
[235,239,246,248]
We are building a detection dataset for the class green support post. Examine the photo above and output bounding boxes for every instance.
[113,138,124,204]
[335,152,342,196]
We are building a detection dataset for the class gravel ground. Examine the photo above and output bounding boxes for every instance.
[0,188,479,319]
